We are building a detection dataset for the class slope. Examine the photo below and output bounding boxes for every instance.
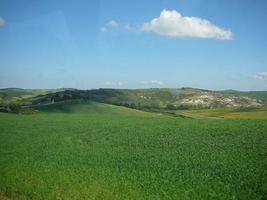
[35,100,156,117]
[0,88,64,105]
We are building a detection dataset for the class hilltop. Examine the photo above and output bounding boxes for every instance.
[1,87,265,108]
[0,87,267,119]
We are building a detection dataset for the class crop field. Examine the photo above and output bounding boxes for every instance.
[177,108,267,120]
[0,102,267,199]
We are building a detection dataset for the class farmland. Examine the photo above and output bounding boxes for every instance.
[175,107,267,120]
[0,101,267,199]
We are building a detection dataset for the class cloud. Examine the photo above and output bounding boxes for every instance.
[99,26,107,32]
[151,80,164,85]
[123,24,132,31]
[104,81,123,87]
[0,16,5,26]
[99,20,119,32]
[107,20,119,28]
[254,72,267,80]
[140,80,164,86]
[100,20,139,33]
[142,9,233,40]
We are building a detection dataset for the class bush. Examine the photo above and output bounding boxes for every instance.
[166,104,176,110]
[176,105,190,110]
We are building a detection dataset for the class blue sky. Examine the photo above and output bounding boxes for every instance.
[0,0,267,90]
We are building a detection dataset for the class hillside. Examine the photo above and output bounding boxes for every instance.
[175,107,267,119]
[26,87,267,109]
[0,88,64,105]
[176,88,265,108]
[1,88,267,117]
[35,100,156,117]
[1,104,267,199]
[1,88,267,199]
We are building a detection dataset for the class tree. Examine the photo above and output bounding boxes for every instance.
[176,105,190,110]
[8,104,22,113]
[166,103,176,110]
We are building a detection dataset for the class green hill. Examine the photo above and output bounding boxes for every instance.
[0,88,267,199]
[1,88,267,119]
[28,87,267,109]
[0,104,267,199]
[221,89,267,101]
[20,88,179,111]
[35,100,156,117]
[0,88,64,105]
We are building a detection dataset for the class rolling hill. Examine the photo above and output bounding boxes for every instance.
[0,88,64,105]
[35,100,156,117]
[0,88,267,199]
[1,100,267,199]
[8,87,266,108]
[1,87,267,119]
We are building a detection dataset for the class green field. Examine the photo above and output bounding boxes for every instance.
[177,108,267,120]
[0,101,267,199]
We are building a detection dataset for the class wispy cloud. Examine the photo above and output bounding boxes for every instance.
[104,81,123,87]
[140,80,164,86]
[254,72,267,80]
[123,24,133,31]
[99,26,107,32]
[0,16,5,27]
[100,20,119,32]
[100,19,139,33]
[107,20,119,28]
[143,9,233,40]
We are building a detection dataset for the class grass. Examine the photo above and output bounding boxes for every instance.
[223,111,267,119]
[178,107,267,119]
[0,102,267,199]
[35,100,155,117]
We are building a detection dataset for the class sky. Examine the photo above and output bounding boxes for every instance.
[0,0,267,91]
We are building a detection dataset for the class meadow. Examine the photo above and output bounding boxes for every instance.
[0,102,267,199]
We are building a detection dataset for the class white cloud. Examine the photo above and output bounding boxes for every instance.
[104,81,113,86]
[107,20,119,28]
[140,80,164,86]
[104,81,123,87]
[142,9,233,40]
[0,16,5,26]
[254,72,267,80]
[140,81,148,84]
[99,20,119,32]
[151,80,164,85]
[100,26,107,32]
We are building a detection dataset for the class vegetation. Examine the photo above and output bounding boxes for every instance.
[0,88,64,105]
[0,101,267,199]
[1,88,267,113]
[177,107,267,119]
[221,90,267,102]
[36,100,154,117]
[0,88,267,199]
